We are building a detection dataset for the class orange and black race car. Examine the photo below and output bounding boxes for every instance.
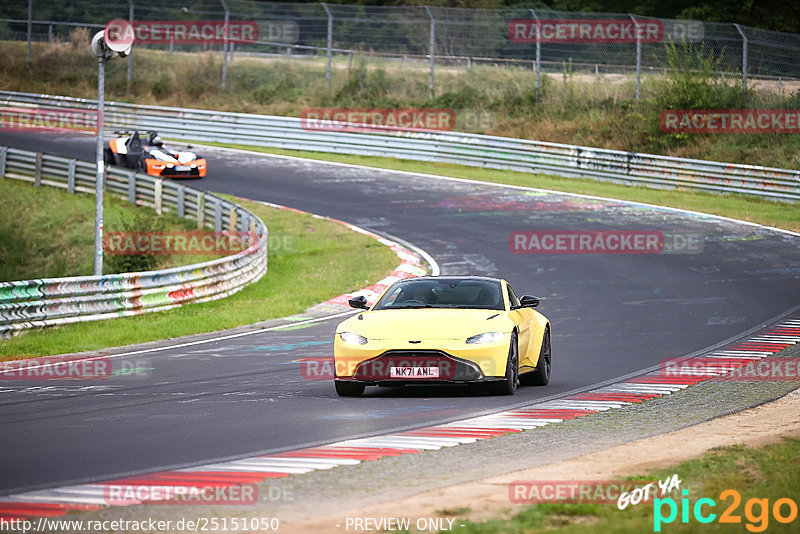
[104,131,207,178]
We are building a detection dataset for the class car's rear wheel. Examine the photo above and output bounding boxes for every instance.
[103,147,114,165]
[335,381,365,397]
[523,327,551,386]
[490,332,518,395]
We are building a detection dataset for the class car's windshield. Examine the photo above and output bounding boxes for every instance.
[373,278,505,310]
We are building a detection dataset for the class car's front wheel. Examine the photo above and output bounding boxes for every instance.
[523,327,551,386]
[490,332,519,395]
[335,381,365,397]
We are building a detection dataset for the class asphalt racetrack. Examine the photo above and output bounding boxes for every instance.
[1,131,798,495]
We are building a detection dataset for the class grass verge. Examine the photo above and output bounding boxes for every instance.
[456,438,800,533]
[0,178,216,281]
[207,143,800,234]
[0,194,399,359]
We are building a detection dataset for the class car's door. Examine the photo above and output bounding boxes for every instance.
[505,282,535,367]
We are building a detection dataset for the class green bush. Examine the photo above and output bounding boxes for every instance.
[333,60,398,107]
[104,208,165,274]
[651,40,743,110]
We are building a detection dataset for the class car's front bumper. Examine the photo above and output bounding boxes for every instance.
[145,159,207,178]
[333,336,511,384]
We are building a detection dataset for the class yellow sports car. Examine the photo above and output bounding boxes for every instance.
[333,276,551,397]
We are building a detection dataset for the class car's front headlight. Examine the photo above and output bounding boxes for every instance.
[339,332,368,345]
[465,332,504,344]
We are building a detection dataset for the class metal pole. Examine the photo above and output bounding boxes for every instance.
[734,24,748,104]
[220,0,229,90]
[26,0,32,64]
[94,53,105,276]
[322,3,332,85]
[424,6,435,92]
[630,14,641,100]
[127,0,133,92]
[530,9,540,98]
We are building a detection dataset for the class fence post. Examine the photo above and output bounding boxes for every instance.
[220,0,229,90]
[67,159,76,193]
[177,185,185,217]
[197,193,205,229]
[34,152,42,186]
[127,0,134,92]
[322,3,332,86]
[530,9,541,98]
[229,207,237,232]
[424,6,435,93]
[48,24,52,43]
[0,147,6,178]
[26,0,32,64]
[734,24,748,104]
[128,171,136,204]
[630,14,641,100]
[154,179,162,215]
[214,200,222,232]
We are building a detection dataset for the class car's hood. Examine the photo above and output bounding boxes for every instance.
[337,308,512,340]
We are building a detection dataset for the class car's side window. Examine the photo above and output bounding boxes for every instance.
[506,284,521,309]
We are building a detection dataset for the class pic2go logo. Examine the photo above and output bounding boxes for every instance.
[653,489,798,532]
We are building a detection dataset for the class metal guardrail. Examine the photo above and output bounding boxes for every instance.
[2,90,796,202]
[0,145,269,338]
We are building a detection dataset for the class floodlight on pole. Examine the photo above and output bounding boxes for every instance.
[92,21,134,276]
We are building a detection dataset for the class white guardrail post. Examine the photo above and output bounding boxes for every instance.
[0,145,269,338]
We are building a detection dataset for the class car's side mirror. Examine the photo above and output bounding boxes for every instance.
[519,295,540,308]
[348,295,369,309]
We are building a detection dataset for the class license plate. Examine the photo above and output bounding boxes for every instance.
[175,165,191,171]
[389,366,440,378]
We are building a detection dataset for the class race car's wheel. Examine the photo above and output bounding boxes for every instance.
[523,327,551,386]
[103,147,114,165]
[335,381,365,397]
[490,332,518,395]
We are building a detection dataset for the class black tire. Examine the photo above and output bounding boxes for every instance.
[489,332,519,395]
[103,147,114,165]
[523,327,551,386]
[335,381,365,397]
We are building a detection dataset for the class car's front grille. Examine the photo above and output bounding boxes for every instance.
[160,167,201,177]
[352,350,483,381]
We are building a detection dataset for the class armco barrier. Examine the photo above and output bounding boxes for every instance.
[0,145,268,338]
[1,90,799,201]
